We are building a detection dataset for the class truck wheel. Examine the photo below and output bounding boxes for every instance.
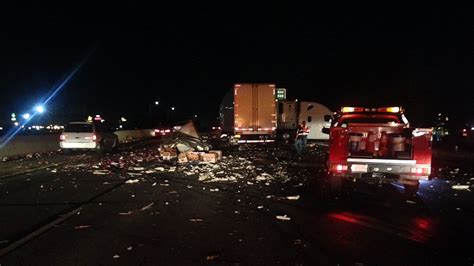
[328,174,343,193]
[96,141,105,154]
[404,182,419,197]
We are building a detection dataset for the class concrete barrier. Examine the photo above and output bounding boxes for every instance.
[0,129,155,158]
[114,129,155,143]
[0,134,61,158]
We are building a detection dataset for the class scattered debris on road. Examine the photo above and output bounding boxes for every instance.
[276,215,291,221]
[140,203,155,211]
[74,225,91,230]
[93,170,110,175]
[452,184,470,190]
[206,254,220,261]
[286,195,300,200]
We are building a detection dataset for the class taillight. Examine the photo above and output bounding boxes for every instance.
[92,134,97,141]
[411,167,430,175]
[60,134,66,141]
[333,164,348,172]
[165,129,171,133]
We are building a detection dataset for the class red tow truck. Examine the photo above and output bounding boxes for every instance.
[322,107,432,195]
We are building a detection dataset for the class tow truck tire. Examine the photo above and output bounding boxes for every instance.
[328,174,343,193]
[404,182,419,197]
[96,141,105,154]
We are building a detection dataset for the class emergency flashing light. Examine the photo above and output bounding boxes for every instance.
[341,106,402,113]
[341,107,364,113]
[341,107,355,113]
[379,107,401,113]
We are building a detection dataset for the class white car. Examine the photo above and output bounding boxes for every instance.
[60,122,118,152]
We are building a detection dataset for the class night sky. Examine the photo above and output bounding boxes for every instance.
[1,3,473,127]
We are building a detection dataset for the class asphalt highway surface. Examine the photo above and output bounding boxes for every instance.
[0,140,473,265]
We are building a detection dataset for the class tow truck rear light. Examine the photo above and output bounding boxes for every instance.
[60,134,66,141]
[333,164,348,172]
[425,167,431,175]
[411,167,430,175]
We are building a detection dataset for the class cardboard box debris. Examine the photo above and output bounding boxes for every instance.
[176,143,194,153]
[200,153,218,163]
[186,152,201,161]
[160,147,177,160]
[161,152,177,160]
[209,150,222,160]
[178,153,188,163]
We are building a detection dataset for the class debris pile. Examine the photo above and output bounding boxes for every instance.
[158,120,223,164]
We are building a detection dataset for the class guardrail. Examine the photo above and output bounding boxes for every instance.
[0,129,155,158]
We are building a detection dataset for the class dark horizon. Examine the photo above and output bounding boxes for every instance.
[1,3,473,127]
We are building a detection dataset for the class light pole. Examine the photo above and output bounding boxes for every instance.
[149,101,160,126]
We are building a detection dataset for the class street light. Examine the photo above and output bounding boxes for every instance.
[22,113,31,119]
[35,105,45,114]
[171,107,175,111]
[155,101,159,106]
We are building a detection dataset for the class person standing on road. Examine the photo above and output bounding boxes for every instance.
[295,120,310,157]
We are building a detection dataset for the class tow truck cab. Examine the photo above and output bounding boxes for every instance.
[324,107,433,195]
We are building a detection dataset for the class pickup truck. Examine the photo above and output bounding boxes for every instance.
[322,107,432,195]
